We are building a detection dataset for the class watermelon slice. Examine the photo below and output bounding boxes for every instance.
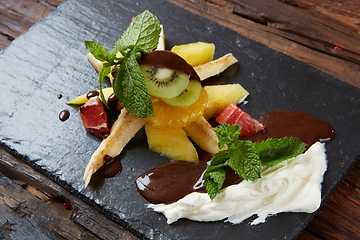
[216,103,264,136]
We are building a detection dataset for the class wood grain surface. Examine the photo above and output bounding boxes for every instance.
[1,0,359,239]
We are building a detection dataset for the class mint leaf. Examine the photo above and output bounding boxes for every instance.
[228,141,261,181]
[85,41,109,63]
[255,137,307,166]
[204,123,306,200]
[214,123,241,149]
[204,168,226,200]
[113,53,153,118]
[114,10,161,52]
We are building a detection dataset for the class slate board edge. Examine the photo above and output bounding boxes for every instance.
[0,1,359,239]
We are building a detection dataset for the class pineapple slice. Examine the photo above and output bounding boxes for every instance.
[171,42,215,67]
[203,84,249,120]
[183,117,220,154]
[145,123,199,162]
[194,53,238,81]
[83,108,147,186]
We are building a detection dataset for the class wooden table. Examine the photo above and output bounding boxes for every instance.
[1,0,359,239]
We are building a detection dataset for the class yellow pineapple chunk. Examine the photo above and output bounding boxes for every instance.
[171,42,215,67]
[145,123,198,162]
[203,84,249,119]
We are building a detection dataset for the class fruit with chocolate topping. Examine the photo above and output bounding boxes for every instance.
[139,65,190,99]
[67,87,114,105]
[83,108,147,187]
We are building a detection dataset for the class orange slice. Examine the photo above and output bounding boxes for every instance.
[147,87,208,129]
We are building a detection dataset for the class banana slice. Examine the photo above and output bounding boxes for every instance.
[194,53,238,81]
[183,116,221,154]
[83,108,147,186]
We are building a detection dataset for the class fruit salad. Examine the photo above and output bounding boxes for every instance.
[68,10,335,225]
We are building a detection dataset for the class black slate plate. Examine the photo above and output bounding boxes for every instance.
[1,0,360,239]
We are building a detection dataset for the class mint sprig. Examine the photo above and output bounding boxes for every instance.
[204,123,306,200]
[85,10,161,118]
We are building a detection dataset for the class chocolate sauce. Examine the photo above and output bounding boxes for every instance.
[137,50,200,81]
[97,155,122,178]
[107,93,119,111]
[86,90,99,99]
[136,152,210,204]
[59,110,70,121]
[240,111,335,147]
[135,110,335,204]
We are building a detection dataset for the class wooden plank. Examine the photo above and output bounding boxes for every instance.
[166,0,360,88]
[0,34,12,50]
[0,148,140,240]
[0,0,59,49]
[304,183,360,239]
[0,0,57,22]
[0,172,98,239]
[0,7,34,39]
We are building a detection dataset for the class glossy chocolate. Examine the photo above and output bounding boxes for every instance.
[138,50,200,81]
[86,90,99,99]
[97,155,122,178]
[59,110,70,122]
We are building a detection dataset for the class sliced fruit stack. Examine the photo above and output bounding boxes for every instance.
[71,39,260,186]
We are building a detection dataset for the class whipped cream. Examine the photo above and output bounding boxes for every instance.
[148,142,327,225]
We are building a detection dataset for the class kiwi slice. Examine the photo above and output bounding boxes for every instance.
[139,65,190,99]
[161,80,202,108]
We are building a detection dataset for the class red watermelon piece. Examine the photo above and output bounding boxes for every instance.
[216,103,264,136]
[79,96,110,139]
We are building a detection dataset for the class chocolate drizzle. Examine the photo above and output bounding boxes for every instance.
[59,110,70,122]
[97,155,122,178]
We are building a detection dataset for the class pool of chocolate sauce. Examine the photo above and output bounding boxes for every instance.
[135,110,335,204]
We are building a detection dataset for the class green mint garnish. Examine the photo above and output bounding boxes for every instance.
[85,10,161,118]
[204,122,306,200]
[114,10,162,52]
[113,53,154,118]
